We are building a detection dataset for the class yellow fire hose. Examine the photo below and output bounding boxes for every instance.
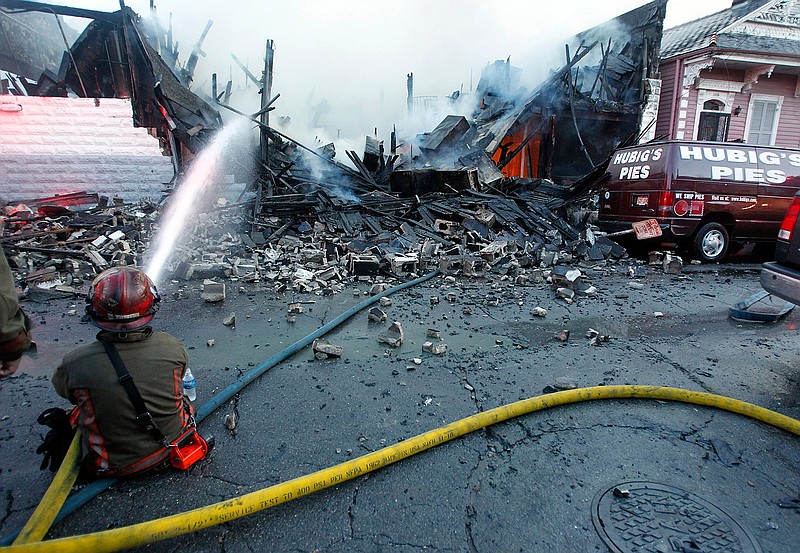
[4,385,799,552]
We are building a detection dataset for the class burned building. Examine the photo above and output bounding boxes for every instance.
[0,0,222,202]
[397,0,666,199]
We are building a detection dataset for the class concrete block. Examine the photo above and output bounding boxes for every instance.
[434,219,457,236]
[439,255,464,275]
[201,279,226,302]
[315,266,339,282]
[550,265,581,289]
[463,257,486,277]
[391,254,419,275]
[554,377,577,390]
[556,287,575,303]
[663,253,683,274]
[648,251,665,265]
[553,329,569,342]
[348,254,380,276]
[370,283,389,295]
[479,241,507,262]
[422,341,447,355]
[574,282,598,297]
[293,268,315,281]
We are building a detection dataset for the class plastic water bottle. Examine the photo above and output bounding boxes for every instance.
[182,368,196,401]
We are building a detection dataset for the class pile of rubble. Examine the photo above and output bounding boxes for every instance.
[148,182,631,294]
[1,175,634,303]
[1,193,158,295]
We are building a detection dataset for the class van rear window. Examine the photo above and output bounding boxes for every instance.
[675,145,800,184]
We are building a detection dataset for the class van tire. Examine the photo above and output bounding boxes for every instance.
[693,222,729,262]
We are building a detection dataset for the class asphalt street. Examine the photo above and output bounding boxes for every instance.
[1,259,799,552]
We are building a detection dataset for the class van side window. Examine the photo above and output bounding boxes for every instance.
[697,100,730,142]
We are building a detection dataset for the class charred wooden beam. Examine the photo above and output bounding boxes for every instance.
[230,52,261,88]
[269,127,368,184]
[215,102,279,141]
[252,93,280,119]
[346,151,379,188]
[184,19,213,83]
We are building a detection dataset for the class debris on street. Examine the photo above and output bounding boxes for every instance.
[0,0,672,306]
[201,280,226,302]
[312,339,344,360]
[378,321,404,347]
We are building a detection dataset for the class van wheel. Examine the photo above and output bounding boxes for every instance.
[693,222,729,262]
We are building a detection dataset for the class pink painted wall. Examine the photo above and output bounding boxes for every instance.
[655,60,677,140]
[656,63,800,147]
[746,72,800,149]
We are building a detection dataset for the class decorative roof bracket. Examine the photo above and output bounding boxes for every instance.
[743,64,775,91]
[684,59,715,89]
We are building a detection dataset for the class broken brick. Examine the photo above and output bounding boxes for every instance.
[378,321,404,347]
[368,307,388,322]
[312,339,344,358]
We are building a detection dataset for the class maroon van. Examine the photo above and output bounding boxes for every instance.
[598,140,800,262]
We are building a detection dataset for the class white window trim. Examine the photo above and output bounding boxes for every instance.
[692,89,736,140]
[696,78,744,93]
[744,94,784,145]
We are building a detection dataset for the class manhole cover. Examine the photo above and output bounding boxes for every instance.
[591,481,761,553]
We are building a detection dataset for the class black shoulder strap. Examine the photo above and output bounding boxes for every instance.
[100,340,167,445]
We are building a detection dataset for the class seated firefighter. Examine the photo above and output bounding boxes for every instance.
[45,266,209,477]
[0,248,33,377]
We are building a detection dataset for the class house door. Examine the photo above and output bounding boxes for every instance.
[697,100,730,141]
[748,99,778,145]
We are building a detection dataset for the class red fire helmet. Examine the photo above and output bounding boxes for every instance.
[86,267,160,332]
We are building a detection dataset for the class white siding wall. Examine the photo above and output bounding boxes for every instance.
[0,96,174,203]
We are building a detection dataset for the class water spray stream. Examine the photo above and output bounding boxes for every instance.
[145,120,251,285]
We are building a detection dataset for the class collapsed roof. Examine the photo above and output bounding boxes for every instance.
[405,0,667,194]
